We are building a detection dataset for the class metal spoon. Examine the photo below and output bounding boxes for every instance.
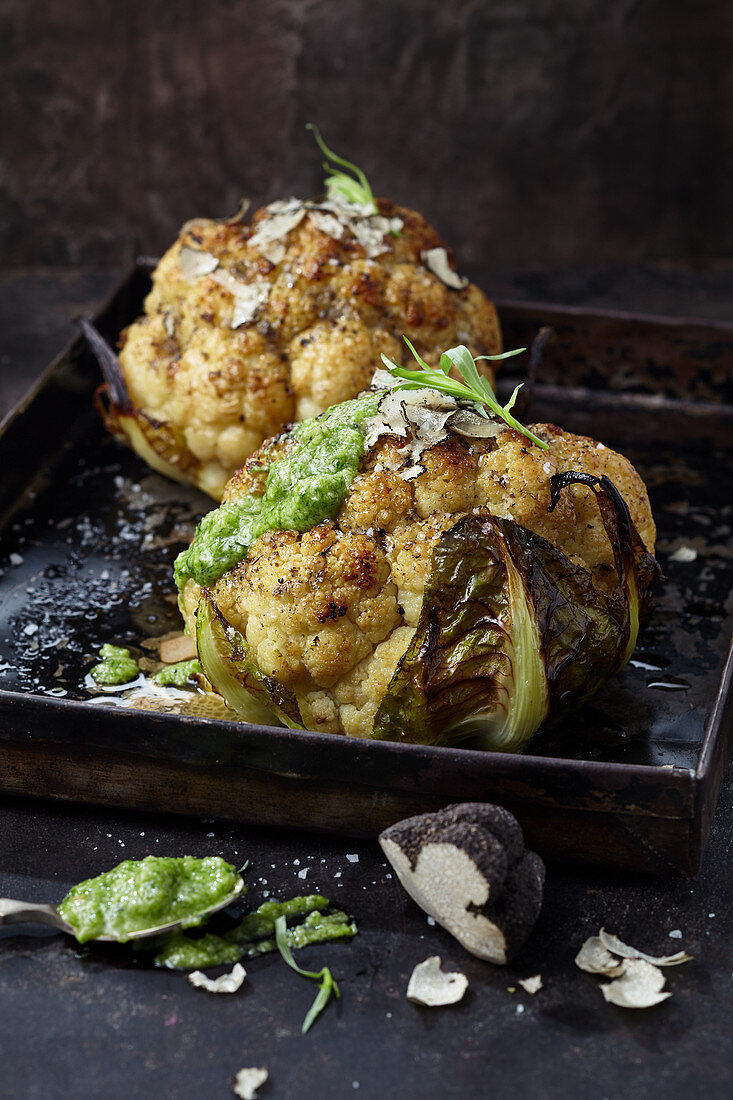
[0,876,245,942]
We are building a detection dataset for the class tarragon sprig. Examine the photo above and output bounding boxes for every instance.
[274,914,341,1033]
[306,123,378,214]
[381,338,549,450]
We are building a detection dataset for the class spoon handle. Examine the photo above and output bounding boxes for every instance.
[0,899,69,932]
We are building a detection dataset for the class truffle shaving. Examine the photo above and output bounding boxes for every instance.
[406,955,468,1006]
[421,246,468,290]
[598,928,693,967]
[210,270,271,328]
[349,214,401,258]
[447,408,502,439]
[574,936,627,977]
[364,386,504,479]
[308,209,346,239]
[188,962,246,994]
[518,974,543,995]
[178,246,219,280]
[248,197,402,260]
[247,205,306,259]
[364,388,458,479]
[232,1067,268,1099]
[600,959,671,1009]
[315,198,402,256]
[370,367,402,391]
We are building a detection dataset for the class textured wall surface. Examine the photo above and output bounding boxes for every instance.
[2,0,732,268]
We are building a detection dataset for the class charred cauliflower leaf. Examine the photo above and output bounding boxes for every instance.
[94,134,502,499]
[175,345,659,752]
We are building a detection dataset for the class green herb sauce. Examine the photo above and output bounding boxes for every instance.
[155,931,243,970]
[151,659,203,687]
[90,643,140,686]
[174,393,381,589]
[229,894,329,941]
[57,856,241,944]
[154,895,357,970]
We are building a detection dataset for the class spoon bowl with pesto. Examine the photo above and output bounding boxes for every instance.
[0,855,244,944]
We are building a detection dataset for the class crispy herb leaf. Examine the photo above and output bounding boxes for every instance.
[381,339,548,449]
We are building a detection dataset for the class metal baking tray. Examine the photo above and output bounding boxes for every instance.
[0,262,731,874]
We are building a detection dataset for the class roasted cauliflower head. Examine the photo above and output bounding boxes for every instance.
[175,372,659,753]
[97,193,502,499]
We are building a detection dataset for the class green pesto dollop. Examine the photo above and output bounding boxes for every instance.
[57,855,241,944]
[151,658,203,687]
[174,392,382,589]
[90,643,140,686]
[154,895,357,970]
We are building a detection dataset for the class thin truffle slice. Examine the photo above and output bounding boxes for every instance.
[575,936,626,977]
[406,955,469,1006]
[380,803,544,964]
[598,928,693,967]
[600,959,671,1009]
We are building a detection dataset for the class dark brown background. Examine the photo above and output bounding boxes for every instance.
[2,0,732,269]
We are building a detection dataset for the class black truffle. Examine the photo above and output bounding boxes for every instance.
[379,802,545,964]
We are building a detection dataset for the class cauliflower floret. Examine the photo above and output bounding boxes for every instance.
[474,425,656,584]
[114,199,502,498]
[289,317,402,419]
[209,525,403,724]
[181,421,655,737]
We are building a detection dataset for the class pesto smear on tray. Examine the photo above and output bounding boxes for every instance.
[90,643,140,686]
[57,856,240,943]
[155,895,357,969]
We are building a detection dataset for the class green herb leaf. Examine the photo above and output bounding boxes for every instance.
[302,974,340,1034]
[275,913,340,1033]
[381,339,549,450]
[306,123,378,214]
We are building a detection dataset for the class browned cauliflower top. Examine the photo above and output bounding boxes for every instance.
[180,423,655,737]
[117,198,502,497]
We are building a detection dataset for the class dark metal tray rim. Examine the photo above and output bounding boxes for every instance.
[494,294,733,337]
[4,621,731,822]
